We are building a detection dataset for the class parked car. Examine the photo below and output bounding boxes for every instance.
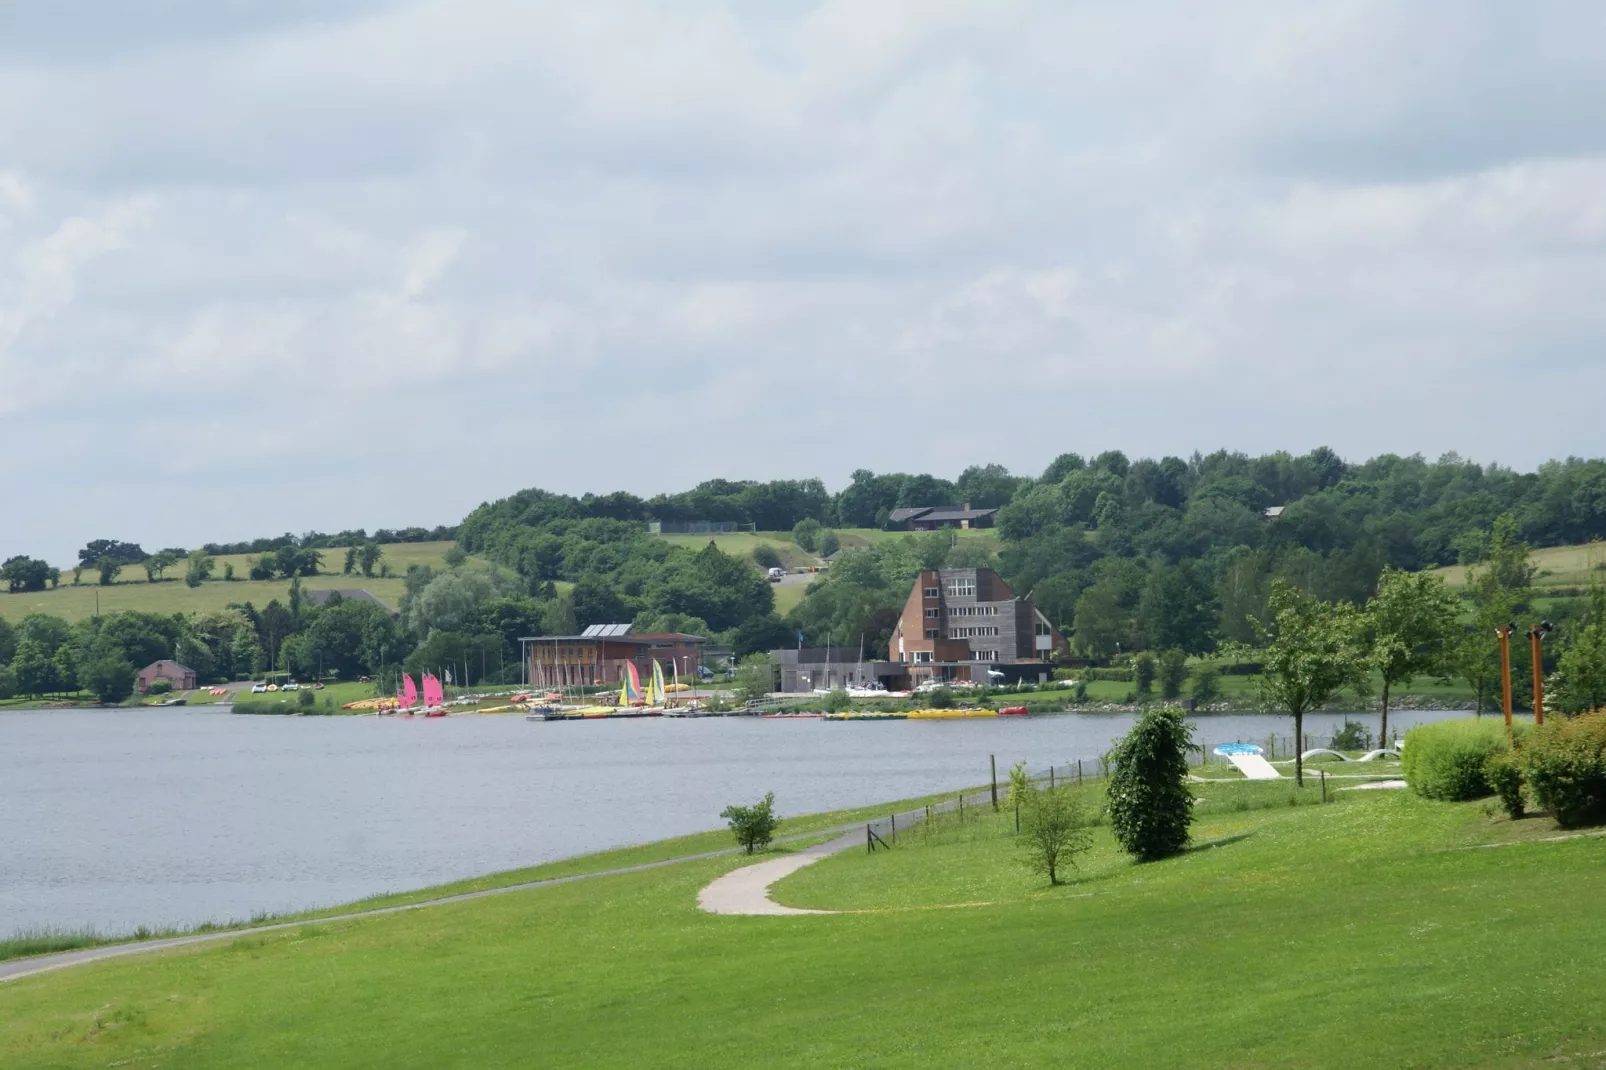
[282,683,300,691]
[766,567,785,582]
[697,666,715,681]
[250,683,268,694]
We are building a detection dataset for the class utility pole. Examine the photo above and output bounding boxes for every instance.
[1529,621,1554,726]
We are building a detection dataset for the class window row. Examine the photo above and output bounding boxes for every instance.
[944,580,976,598]
[949,605,997,617]
[972,650,999,662]
[948,626,999,638]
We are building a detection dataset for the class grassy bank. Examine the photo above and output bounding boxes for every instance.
[4,772,1605,1067]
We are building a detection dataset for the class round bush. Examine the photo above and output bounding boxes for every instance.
[1402,719,1519,802]
[1107,707,1194,862]
[1521,713,1606,829]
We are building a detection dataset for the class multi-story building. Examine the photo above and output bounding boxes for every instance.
[890,567,1066,687]
[521,624,707,688]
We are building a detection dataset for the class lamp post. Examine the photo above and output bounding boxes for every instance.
[1528,621,1554,726]
[1497,622,1517,742]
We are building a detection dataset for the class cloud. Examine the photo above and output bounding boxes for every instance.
[2,1,1606,561]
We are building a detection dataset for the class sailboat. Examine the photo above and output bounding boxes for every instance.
[421,673,447,717]
[397,674,420,716]
[648,660,667,707]
[618,662,644,707]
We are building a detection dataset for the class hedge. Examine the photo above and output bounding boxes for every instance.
[1521,712,1606,829]
[1402,718,1524,802]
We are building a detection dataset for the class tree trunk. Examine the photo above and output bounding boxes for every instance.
[1294,708,1304,786]
[1380,680,1391,751]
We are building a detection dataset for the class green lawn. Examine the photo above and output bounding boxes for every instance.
[4,775,1605,1067]
[0,543,526,624]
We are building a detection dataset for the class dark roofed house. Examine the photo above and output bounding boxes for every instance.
[891,505,998,531]
[137,660,198,694]
[304,589,393,610]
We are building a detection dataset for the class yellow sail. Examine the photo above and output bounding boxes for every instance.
[649,660,667,705]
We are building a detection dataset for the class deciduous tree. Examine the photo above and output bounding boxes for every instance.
[1364,567,1459,747]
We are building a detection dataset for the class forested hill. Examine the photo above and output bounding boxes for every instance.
[458,449,1606,660]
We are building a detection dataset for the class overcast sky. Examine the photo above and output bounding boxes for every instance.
[4,1,1605,562]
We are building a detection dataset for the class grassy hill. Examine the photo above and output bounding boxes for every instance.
[0,542,497,623]
[1434,540,1606,591]
[3,775,1602,1067]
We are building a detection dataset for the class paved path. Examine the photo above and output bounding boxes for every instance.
[697,831,861,915]
[0,826,855,985]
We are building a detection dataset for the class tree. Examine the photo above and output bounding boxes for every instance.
[792,518,822,553]
[358,541,384,577]
[444,545,468,568]
[732,653,773,704]
[1107,707,1194,861]
[1249,581,1369,785]
[11,638,57,696]
[817,530,841,558]
[78,540,145,568]
[1017,783,1092,885]
[1133,651,1156,696]
[751,544,783,571]
[343,546,358,575]
[1,556,54,593]
[79,636,136,703]
[1453,515,1533,715]
[1157,649,1188,700]
[142,549,181,582]
[185,549,215,588]
[1140,560,1218,654]
[720,791,779,854]
[52,642,80,695]
[1549,586,1606,715]
[96,557,123,586]
[223,562,236,582]
[1364,567,1459,747]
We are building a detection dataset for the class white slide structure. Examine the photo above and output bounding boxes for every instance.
[1226,752,1282,780]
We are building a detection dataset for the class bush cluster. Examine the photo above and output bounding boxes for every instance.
[1521,713,1606,829]
[1107,707,1194,862]
[1081,667,1133,683]
[1402,719,1519,801]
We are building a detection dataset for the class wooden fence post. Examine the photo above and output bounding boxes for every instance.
[1077,759,1083,785]
[990,754,998,810]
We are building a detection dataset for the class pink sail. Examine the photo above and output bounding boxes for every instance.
[423,673,445,707]
[403,674,419,709]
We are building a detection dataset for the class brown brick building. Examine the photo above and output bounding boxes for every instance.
[890,568,1066,687]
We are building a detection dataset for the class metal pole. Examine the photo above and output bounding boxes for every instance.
[1498,625,1515,741]
[990,754,998,810]
[1530,626,1546,726]
[1320,768,1327,804]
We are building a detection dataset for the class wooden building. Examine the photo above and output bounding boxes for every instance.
[521,624,707,688]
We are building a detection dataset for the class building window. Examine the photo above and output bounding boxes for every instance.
[1036,621,1051,636]
[923,587,939,598]
[925,629,939,639]
[973,650,998,662]
[945,578,975,598]
[925,608,939,618]
[913,651,932,664]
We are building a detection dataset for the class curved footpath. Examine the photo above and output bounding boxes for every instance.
[0,825,860,985]
[697,831,860,915]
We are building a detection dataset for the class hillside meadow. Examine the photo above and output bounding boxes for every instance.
[3,778,1603,1067]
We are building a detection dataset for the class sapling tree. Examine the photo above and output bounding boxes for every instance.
[1107,707,1194,861]
[721,792,779,854]
[1248,581,1369,786]
[1018,783,1092,885]
[1364,567,1458,748]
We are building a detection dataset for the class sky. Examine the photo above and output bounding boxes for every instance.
[3,1,1606,562]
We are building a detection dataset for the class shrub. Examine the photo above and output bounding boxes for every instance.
[720,791,779,854]
[1330,719,1373,752]
[148,679,173,696]
[1157,649,1188,700]
[817,530,841,557]
[1018,785,1092,885]
[1401,719,1518,802]
[1133,652,1156,695]
[1520,712,1606,829]
[1005,760,1031,810]
[1082,667,1133,683]
[1189,663,1221,705]
[928,686,955,709]
[751,544,782,570]
[1107,707,1194,862]
[1485,753,1526,819]
[791,519,821,553]
[824,688,849,711]
[298,687,317,707]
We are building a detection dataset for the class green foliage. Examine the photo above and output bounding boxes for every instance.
[1549,586,1606,715]
[298,687,317,707]
[79,638,136,704]
[1246,580,1369,783]
[142,549,182,582]
[1005,760,1031,810]
[1520,712,1606,829]
[78,539,145,568]
[1330,719,1373,751]
[751,543,782,570]
[184,549,215,588]
[2,555,56,593]
[1402,718,1514,802]
[1017,784,1092,885]
[444,545,468,568]
[148,679,173,695]
[1189,662,1222,705]
[1107,707,1194,861]
[1132,651,1156,695]
[731,653,773,703]
[1485,753,1526,819]
[928,686,955,709]
[1365,566,1460,741]
[96,557,123,586]
[791,518,821,553]
[358,541,384,577]
[720,791,779,854]
[817,530,841,557]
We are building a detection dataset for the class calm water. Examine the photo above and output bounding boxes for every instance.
[1,706,1464,934]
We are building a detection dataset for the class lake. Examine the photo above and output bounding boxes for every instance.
[1,706,1464,935]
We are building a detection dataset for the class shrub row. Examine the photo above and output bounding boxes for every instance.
[1405,713,1606,830]
[1080,668,1133,683]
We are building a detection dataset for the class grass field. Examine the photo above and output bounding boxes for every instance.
[4,774,1604,1067]
[1435,540,1606,589]
[0,543,511,623]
